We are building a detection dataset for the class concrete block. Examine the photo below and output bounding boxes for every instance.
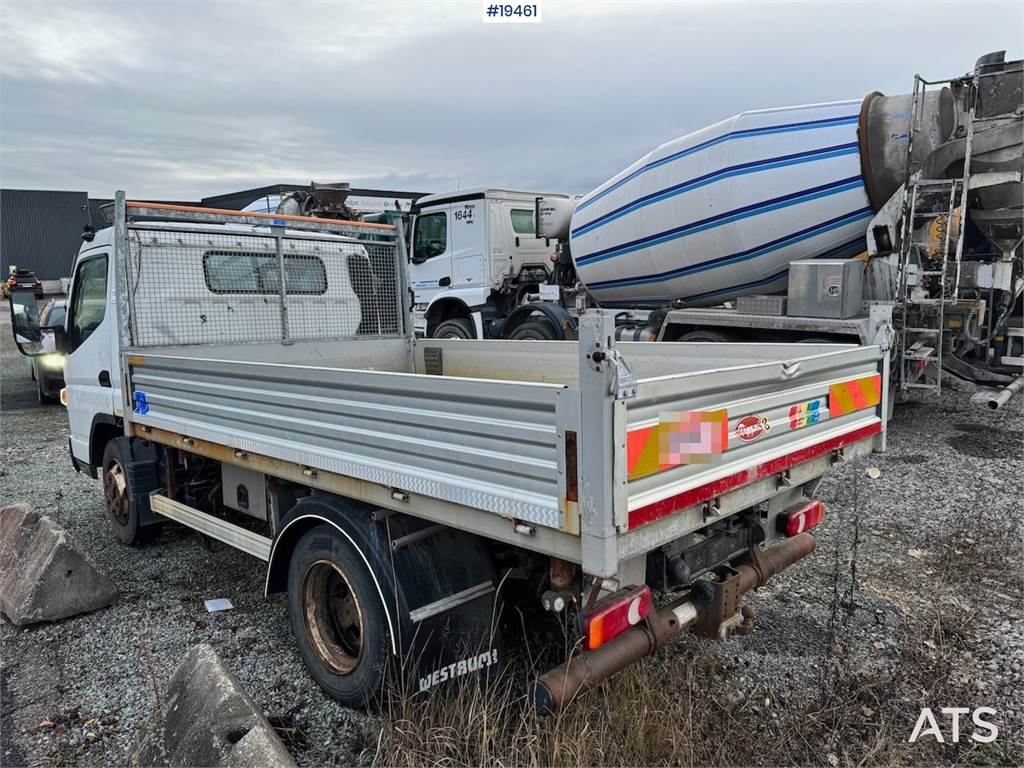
[0,504,118,626]
[132,644,296,768]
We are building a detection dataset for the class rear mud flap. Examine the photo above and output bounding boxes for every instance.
[383,514,504,694]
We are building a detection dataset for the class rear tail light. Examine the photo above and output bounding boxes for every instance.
[582,585,651,650]
[777,500,826,537]
[59,388,68,407]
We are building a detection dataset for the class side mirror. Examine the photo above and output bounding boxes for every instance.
[9,290,43,354]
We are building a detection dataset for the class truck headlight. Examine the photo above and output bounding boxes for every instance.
[41,353,64,369]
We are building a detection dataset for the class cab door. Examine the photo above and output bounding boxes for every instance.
[64,250,119,466]
[409,206,452,306]
[450,200,486,287]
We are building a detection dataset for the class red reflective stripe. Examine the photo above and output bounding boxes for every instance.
[628,422,881,530]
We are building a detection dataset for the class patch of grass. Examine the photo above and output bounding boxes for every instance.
[366,590,1021,767]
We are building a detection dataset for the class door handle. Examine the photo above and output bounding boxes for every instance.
[438,277,451,287]
[98,370,111,388]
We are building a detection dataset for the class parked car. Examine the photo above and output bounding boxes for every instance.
[3,268,44,299]
[29,298,66,403]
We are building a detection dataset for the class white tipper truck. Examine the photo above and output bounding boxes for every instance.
[10,196,889,711]
[410,51,1022,405]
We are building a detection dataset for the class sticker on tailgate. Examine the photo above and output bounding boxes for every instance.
[734,415,771,442]
[627,409,728,480]
[789,398,826,430]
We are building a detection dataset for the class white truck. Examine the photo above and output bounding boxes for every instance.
[410,51,1022,405]
[10,196,888,711]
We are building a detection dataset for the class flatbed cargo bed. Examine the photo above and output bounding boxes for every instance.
[126,331,886,576]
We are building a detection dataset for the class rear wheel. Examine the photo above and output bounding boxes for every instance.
[102,438,157,545]
[508,319,558,340]
[287,525,391,708]
[678,328,739,343]
[432,318,475,339]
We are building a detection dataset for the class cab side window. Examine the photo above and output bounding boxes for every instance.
[68,255,109,352]
[412,212,447,263]
[510,208,536,235]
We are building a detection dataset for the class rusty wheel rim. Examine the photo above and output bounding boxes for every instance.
[103,460,129,527]
[302,559,364,675]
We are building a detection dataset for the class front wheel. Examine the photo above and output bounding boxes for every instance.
[431,318,475,339]
[37,379,57,404]
[102,438,158,545]
[287,525,391,708]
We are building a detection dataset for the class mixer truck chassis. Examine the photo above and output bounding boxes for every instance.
[410,50,1021,407]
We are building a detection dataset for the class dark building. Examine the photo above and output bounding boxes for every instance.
[1,189,201,280]
[0,189,94,279]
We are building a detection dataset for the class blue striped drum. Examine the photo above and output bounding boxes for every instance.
[569,100,873,307]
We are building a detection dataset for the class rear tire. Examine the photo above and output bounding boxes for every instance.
[102,438,157,545]
[287,524,391,709]
[508,319,558,340]
[678,328,739,343]
[432,318,475,339]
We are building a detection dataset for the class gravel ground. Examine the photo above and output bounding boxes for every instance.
[1,309,1021,766]
[669,387,1024,764]
[0,316,369,767]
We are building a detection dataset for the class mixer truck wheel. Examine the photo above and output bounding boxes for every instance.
[432,318,475,339]
[508,320,558,341]
[678,329,739,343]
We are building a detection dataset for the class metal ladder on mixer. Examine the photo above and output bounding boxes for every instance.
[896,73,978,395]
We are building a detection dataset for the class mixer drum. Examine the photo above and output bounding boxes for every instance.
[569,90,952,309]
[568,100,875,307]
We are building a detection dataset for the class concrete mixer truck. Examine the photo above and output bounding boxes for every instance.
[410,50,1022,405]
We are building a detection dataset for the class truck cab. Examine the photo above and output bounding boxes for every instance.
[9,220,370,478]
[408,188,569,338]
[62,229,123,475]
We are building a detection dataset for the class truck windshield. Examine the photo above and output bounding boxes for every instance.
[412,212,447,262]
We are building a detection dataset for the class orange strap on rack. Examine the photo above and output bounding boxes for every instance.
[125,201,396,230]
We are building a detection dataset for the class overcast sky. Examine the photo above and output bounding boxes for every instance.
[1,0,1020,202]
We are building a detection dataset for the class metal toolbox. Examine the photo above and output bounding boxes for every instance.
[787,259,865,319]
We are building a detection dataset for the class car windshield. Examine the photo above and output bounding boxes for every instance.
[38,302,65,326]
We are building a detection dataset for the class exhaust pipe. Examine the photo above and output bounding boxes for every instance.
[531,533,817,714]
[987,374,1023,410]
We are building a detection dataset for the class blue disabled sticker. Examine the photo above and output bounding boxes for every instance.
[133,390,149,415]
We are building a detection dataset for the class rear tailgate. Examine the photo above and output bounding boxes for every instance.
[620,344,885,540]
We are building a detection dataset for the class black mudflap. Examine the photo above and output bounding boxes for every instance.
[125,439,163,528]
[383,514,504,695]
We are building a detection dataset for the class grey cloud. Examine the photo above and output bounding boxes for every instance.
[1,0,1019,201]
